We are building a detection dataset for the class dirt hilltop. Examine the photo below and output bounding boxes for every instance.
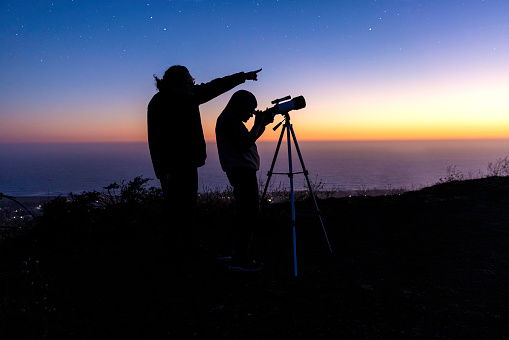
[1,176,508,339]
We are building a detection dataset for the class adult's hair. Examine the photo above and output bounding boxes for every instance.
[225,90,257,113]
[153,65,190,91]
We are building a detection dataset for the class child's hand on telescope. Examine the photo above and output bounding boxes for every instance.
[254,110,265,125]
[262,109,274,126]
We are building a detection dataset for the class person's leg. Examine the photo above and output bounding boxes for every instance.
[159,174,173,243]
[226,167,259,263]
[160,167,198,250]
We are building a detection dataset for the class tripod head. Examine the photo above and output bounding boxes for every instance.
[272,113,290,131]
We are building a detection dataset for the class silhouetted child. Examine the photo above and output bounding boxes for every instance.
[215,90,273,271]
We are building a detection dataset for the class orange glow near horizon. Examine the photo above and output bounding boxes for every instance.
[3,108,509,144]
[2,71,508,144]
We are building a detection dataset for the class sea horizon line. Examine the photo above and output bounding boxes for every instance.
[2,137,509,145]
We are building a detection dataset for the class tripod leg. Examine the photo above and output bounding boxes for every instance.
[260,124,286,210]
[289,125,333,254]
[286,123,298,277]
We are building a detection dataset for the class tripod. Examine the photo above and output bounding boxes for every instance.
[260,113,333,276]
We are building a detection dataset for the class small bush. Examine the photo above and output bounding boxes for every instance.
[439,165,465,183]
[36,176,164,250]
[487,156,509,177]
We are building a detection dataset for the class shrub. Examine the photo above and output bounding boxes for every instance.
[36,176,164,250]
[439,165,465,183]
[487,156,509,177]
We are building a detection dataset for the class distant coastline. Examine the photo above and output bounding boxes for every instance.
[1,139,508,197]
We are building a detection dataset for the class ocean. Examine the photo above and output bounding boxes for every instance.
[1,140,508,197]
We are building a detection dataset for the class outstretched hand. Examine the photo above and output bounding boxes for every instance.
[245,68,262,81]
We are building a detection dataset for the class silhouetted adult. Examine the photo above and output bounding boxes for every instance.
[147,66,261,250]
[215,90,273,271]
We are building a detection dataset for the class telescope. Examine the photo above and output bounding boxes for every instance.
[259,93,333,277]
[267,95,306,117]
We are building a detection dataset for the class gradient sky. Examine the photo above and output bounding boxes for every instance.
[2,0,509,143]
